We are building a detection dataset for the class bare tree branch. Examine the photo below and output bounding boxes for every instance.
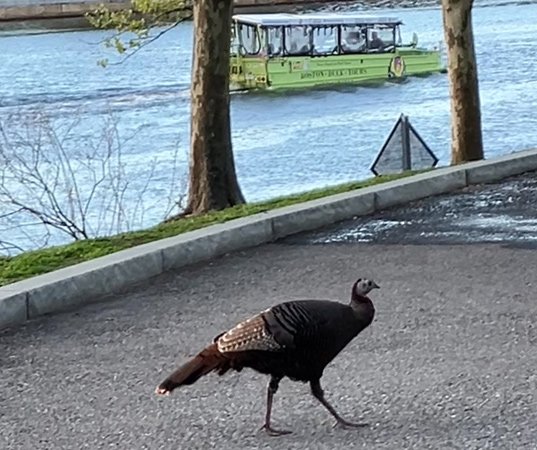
[0,109,186,255]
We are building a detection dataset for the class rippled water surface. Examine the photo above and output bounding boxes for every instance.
[1,0,537,251]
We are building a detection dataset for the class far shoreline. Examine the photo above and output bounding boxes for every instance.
[0,0,442,35]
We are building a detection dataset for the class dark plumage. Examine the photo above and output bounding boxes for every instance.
[155,277,379,435]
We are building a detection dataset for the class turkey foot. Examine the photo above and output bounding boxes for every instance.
[333,418,369,430]
[260,424,292,436]
[310,379,367,430]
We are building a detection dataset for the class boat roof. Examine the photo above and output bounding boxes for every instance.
[232,12,402,27]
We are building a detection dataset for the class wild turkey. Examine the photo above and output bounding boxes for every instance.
[155,277,379,435]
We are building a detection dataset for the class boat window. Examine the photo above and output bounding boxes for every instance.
[340,25,366,54]
[238,23,261,55]
[266,26,283,57]
[395,25,403,46]
[230,24,240,56]
[366,26,396,52]
[312,26,338,56]
[284,26,312,56]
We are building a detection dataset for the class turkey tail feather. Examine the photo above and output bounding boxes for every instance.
[156,343,228,394]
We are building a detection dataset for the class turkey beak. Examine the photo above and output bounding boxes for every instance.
[372,281,380,289]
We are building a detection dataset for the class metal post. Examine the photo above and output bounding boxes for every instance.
[401,114,412,171]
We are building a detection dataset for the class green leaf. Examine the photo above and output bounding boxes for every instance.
[86,0,192,63]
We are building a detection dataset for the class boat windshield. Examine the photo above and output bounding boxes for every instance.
[230,25,239,56]
[236,23,261,55]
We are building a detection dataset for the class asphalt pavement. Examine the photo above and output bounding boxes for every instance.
[285,170,537,247]
[1,172,537,450]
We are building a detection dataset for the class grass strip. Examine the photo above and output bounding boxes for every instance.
[0,170,424,286]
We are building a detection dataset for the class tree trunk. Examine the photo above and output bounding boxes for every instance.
[185,0,245,215]
[441,0,484,164]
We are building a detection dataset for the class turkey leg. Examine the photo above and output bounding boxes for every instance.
[261,375,292,436]
[310,379,368,429]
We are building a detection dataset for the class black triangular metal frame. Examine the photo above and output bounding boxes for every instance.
[407,121,439,167]
[370,113,438,176]
[370,113,404,176]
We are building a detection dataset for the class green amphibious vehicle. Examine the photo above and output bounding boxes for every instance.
[229,12,445,92]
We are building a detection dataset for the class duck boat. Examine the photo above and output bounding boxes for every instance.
[229,12,445,91]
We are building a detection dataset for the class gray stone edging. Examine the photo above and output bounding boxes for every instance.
[2,147,537,330]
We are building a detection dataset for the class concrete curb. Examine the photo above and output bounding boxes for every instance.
[2,148,537,330]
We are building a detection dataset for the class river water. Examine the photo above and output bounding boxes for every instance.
[1,0,537,253]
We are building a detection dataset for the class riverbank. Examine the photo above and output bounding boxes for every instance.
[0,0,358,32]
[0,171,414,287]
